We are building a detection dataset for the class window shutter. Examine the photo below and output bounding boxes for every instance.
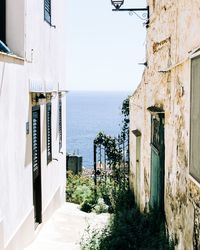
[46,102,52,164]
[44,0,51,24]
[59,96,62,151]
[190,56,200,183]
[32,106,41,180]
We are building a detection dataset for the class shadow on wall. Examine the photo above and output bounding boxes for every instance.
[0,217,4,250]
[24,96,32,167]
[0,62,5,97]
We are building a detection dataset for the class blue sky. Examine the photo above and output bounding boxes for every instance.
[66,0,147,92]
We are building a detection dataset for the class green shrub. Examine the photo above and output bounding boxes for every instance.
[66,171,95,204]
[80,199,95,213]
[93,198,109,214]
[67,172,175,249]
[81,189,175,250]
[72,184,94,204]
[66,171,115,214]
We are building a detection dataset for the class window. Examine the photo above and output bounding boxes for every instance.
[190,55,200,183]
[58,94,62,152]
[0,0,6,43]
[46,102,52,164]
[0,0,24,56]
[0,0,24,55]
[151,115,160,150]
[44,0,51,24]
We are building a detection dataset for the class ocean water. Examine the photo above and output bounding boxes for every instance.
[66,91,130,168]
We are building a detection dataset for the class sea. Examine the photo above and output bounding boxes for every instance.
[66,91,131,168]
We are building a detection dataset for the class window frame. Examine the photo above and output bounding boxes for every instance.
[190,54,200,183]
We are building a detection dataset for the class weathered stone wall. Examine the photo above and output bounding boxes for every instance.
[130,0,200,249]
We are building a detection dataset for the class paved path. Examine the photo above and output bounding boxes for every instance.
[25,202,109,250]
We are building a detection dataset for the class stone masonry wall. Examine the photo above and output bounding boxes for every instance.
[129,0,200,249]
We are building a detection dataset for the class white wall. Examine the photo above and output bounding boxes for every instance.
[25,0,67,216]
[25,0,66,89]
[0,58,33,246]
[0,0,67,248]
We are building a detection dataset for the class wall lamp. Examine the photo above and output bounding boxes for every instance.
[35,93,46,105]
[111,0,149,27]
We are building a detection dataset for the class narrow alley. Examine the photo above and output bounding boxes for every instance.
[25,202,109,250]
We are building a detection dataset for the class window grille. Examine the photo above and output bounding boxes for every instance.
[44,0,51,24]
[46,102,52,164]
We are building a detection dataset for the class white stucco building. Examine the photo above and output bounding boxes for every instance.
[0,0,67,249]
[129,0,200,249]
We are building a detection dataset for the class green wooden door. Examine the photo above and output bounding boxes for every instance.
[136,136,141,206]
[150,114,165,211]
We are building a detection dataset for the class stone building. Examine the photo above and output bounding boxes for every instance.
[0,0,67,249]
[129,0,200,249]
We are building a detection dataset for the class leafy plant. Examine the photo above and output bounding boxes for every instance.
[66,171,115,213]
[72,184,94,204]
[66,171,96,204]
[80,199,96,213]
[93,198,109,214]
[81,189,175,250]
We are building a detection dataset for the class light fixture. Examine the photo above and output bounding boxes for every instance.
[36,93,46,105]
[111,0,124,9]
[132,129,141,137]
[38,93,46,99]
[111,0,149,27]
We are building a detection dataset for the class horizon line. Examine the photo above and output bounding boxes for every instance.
[67,89,133,92]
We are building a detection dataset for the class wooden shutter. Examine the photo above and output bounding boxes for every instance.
[59,96,62,151]
[46,102,52,164]
[44,0,51,24]
[32,106,41,180]
[190,56,200,182]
